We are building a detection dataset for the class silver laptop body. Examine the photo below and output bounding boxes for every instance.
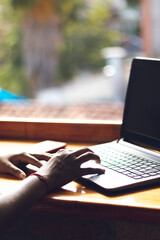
[80,57,160,192]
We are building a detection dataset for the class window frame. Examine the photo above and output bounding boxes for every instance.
[0,117,121,143]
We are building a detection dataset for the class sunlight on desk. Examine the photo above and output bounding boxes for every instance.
[46,180,160,210]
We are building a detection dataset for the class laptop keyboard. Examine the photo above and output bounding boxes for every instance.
[91,144,160,180]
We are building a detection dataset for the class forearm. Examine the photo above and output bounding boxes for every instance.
[0,176,47,229]
[0,147,104,230]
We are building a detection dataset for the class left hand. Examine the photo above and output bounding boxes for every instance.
[0,152,52,179]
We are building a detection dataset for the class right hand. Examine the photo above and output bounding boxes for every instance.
[36,147,105,190]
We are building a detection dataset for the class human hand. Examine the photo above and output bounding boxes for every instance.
[36,147,105,190]
[0,152,51,179]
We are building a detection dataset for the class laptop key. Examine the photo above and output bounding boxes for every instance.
[133,176,143,179]
[127,173,138,178]
[149,172,159,176]
[141,174,150,178]
[129,169,143,175]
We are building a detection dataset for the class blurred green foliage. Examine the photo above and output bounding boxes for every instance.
[0,30,29,96]
[0,0,30,96]
[0,0,120,96]
[57,0,120,81]
[126,0,139,6]
[11,0,38,8]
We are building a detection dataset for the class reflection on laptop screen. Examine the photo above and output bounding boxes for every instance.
[123,58,160,147]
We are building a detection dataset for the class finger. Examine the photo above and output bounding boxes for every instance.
[6,162,26,180]
[72,147,93,158]
[20,153,43,168]
[77,152,100,165]
[81,167,105,176]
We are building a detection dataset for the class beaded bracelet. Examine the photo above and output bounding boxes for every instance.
[30,173,50,192]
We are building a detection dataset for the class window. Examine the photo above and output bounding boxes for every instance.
[0,0,154,142]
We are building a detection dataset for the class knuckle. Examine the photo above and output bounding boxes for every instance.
[20,152,28,157]
[82,146,90,151]
[57,149,65,153]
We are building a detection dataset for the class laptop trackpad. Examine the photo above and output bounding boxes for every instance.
[82,166,134,190]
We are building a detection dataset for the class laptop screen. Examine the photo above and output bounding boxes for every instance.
[121,57,160,149]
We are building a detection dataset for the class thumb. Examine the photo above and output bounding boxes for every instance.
[6,162,26,180]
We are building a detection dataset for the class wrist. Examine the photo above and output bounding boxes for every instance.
[30,173,50,192]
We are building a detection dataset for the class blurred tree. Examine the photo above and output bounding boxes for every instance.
[0,0,120,97]
[12,0,63,96]
[126,0,139,7]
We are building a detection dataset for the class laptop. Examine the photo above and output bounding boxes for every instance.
[80,57,160,192]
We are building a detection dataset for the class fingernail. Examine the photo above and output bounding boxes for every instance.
[19,172,26,180]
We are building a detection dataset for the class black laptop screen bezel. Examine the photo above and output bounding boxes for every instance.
[121,57,160,150]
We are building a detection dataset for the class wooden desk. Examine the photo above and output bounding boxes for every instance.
[1,140,160,226]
